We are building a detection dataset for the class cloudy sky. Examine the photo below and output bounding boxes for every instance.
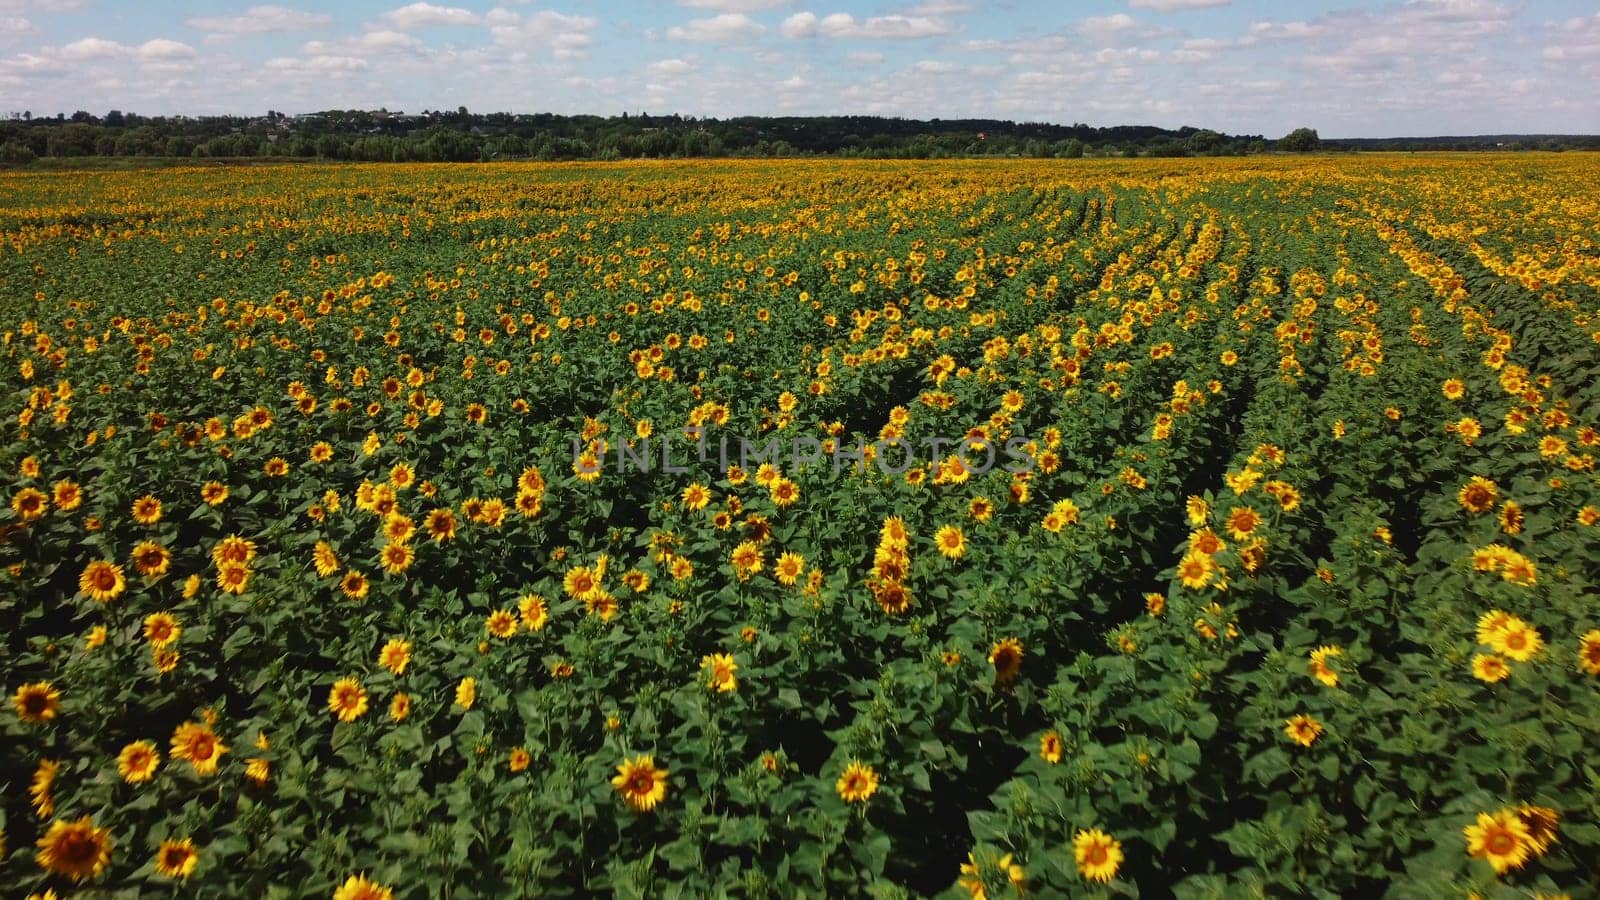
[1,0,1596,137]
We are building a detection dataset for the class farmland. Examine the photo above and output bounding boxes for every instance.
[3,154,1600,897]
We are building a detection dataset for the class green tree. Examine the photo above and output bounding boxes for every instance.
[1279,127,1320,152]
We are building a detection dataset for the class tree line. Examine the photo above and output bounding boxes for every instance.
[1,111,1594,165]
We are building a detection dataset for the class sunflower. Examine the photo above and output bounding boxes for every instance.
[383,514,415,543]
[701,653,738,692]
[378,638,411,675]
[959,850,1027,899]
[1457,476,1498,514]
[12,486,48,521]
[1073,828,1123,884]
[1308,645,1342,688]
[1284,714,1323,747]
[612,755,669,812]
[1516,804,1561,857]
[153,646,180,675]
[1498,501,1524,535]
[486,609,518,638]
[835,760,878,804]
[389,693,412,721]
[13,681,61,723]
[519,594,549,631]
[1577,630,1600,676]
[117,740,160,783]
[131,494,163,525]
[1492,621,1543,662]
[509,747,532,773]
[774,551,805,586]
[1177,550,1215,590]
[155,837,199,879]
[1190,528,1227,556]
[681,483,711,511]
[989,638,1024,685]
[340,571,370,600]
[1464,808,1531,874]
[79,560,127,603]
[312,541,340,577]
[333,874,395,900]
[143,612,180,647]
[770,477,800,507]
[35,816,113,882]
[1476,609,1515,646]
[425,508,458,542]
[31,757,59,817]
[969,496,994,522]
[1039,730,1063,764]
[212,535,256,567]
[328,678,369,722]
[379,541,414,576]
[38,479,79,518]
[170,721,228,777]
[935,524,967,560]
[216,563,251,595]
[263,457,289,477]
[1472,652,1511,683]
[1224,506,1261,540]
[514,491,543,517]
[130,540,172,578]
[731,540,764,576]
[563,565,601,600]
[455,677,476,710]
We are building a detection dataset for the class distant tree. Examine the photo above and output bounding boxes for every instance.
[1058,138,1085,158]
[1186,129,1222,155]
[0,141,36,164]
[1279,127,1320,152]
[104,109,125,127]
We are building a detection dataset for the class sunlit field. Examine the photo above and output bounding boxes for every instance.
[4,154,1600,897]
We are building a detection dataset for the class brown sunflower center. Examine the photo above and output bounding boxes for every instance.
[59,830,100,865]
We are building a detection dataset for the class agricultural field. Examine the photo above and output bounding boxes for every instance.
[3,154,1600,898]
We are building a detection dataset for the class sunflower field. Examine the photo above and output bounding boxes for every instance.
[4,155,1600,898]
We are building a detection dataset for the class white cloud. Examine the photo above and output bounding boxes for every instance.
[305,29,423,55]
[489,10,598,58]
[1079,14,1138,36]
[1130,0,1228,9]
[58,37,124,60]
[782,10,952,39]
[0,0,83,11]
[265,54,366,73]
[0,15,32,36]
[897,0,972,13]
[780,12,817,37]
[679,0,788,11]
[137,39,196,60]
[381,2,480,29]
[187,5,332,35]
[647,57,695,76]
[666,13,766,42]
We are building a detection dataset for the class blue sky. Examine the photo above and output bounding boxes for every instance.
[1,0,1597,137]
